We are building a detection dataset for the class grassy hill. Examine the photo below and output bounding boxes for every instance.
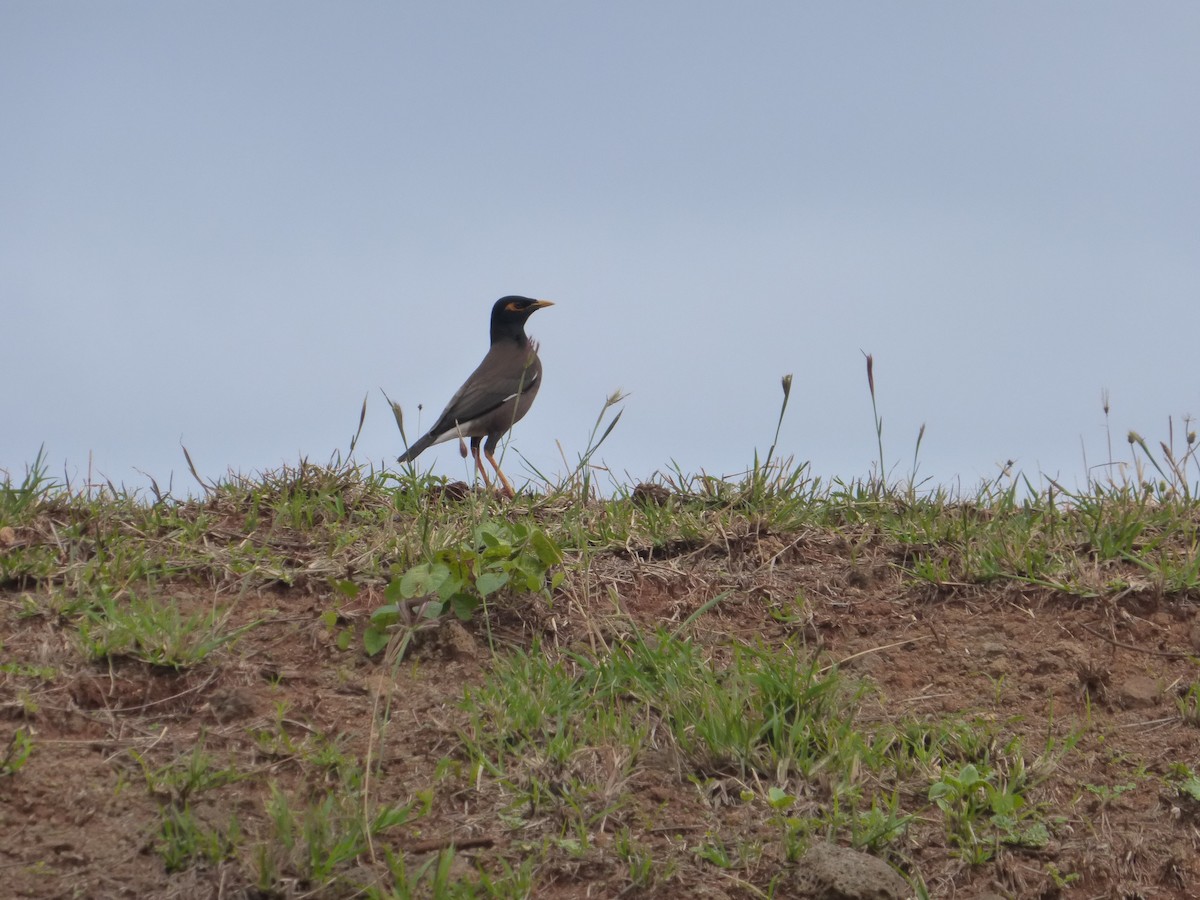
[3,435,1200,897]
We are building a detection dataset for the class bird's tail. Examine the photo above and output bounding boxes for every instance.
[397,432,437,464]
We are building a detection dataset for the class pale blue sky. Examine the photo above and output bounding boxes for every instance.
[3,3,1197,494]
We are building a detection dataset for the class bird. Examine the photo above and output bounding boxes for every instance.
[397,296,553,496]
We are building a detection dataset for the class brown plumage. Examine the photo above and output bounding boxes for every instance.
[397,296,553,495]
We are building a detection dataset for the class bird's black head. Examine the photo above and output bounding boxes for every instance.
[490,295,554,344]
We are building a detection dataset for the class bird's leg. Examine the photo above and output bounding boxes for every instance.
[470,439,493,491]
[484,448,516,498]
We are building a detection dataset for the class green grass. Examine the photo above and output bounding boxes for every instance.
[454,626,1078,882]
[77,590,256,669]
[2,727,33,776]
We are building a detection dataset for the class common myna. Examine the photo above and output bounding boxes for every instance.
[397,296,553,496]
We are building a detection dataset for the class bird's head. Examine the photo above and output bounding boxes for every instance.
[490,296,554,343]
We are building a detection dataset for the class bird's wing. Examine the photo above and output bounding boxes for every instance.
[427,347,540,437]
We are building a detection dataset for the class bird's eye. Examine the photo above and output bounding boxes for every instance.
[505,301,522,312]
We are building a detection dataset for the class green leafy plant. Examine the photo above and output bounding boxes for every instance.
[929,761,1039,863]
[1166,765,1200,803]
[695,835,735,869]
[1,728,32,776]
[1177,681,1200,727]
[1084,781,1136,805]
[364,519,562,655]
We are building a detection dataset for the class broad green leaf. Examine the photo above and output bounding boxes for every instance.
[530,529,563,567]
[476,522,505,548]
[368,604,399,626]
[517,559,546,591]
[383,577,405,604]
[449,591,479,621]
[766,787,794,810]
[332,579,359,600]
[476,570,509,597]
[401,561,454,598]
[363,626,390,656]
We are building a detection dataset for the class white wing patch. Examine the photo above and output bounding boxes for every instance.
[503,370,539,403]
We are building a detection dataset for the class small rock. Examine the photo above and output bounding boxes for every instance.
[209,687,255,722]
[785,841,910,900]
[978,641,1007,659]
[631,482,671,506]
[1189,620,1200,653]
[1117,675,1159,709]
[1056,641,1090,668]
[1032,654,1063,675]
[0,525,16,547]
[845,566,872,589]
[844,651,884,676]
[438,620,479,661]
[428,480,472,502]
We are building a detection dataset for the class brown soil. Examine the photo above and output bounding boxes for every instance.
[3,515,1200,898]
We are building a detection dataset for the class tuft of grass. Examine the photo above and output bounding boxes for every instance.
[1,728,33,776]
[255,781,420,889]
[1178,681,1200,728]
[133,737,246,804]
[1,446,56,522]
[546,389,628,500]
[77,592,255,669]
[156,806,242,872]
